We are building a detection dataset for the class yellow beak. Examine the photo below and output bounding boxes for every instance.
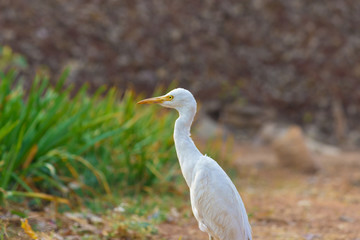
[137,96,168,104]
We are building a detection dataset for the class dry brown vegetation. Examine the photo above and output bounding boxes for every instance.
[1,0,360,144]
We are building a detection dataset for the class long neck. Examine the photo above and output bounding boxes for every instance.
[174,105,202,187]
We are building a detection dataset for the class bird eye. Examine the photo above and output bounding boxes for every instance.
[168,95,174,100]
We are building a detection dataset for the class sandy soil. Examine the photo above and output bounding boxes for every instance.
[157,145,360,240]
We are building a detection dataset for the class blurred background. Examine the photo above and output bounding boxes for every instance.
[1,0,360,239]
[1,0,360,146]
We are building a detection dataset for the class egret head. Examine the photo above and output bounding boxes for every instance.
[137,88,196,112]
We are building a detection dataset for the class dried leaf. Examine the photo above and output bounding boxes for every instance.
[21,218,38,240]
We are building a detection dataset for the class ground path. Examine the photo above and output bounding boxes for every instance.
[157,144,360,240]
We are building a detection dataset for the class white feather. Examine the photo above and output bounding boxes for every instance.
[191,156,252,240]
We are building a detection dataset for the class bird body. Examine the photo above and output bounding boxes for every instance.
[190,155,251,240]
[138,88,252,240]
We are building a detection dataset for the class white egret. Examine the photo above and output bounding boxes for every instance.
[138,88,252,240]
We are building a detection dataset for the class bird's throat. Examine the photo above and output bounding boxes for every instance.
[174,106,202,187]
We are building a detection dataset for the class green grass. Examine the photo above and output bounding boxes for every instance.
[0,49,180,206]
[0,46,237,239]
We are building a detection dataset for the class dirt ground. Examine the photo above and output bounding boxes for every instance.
[157,144,360,240]
[1,144,359,240]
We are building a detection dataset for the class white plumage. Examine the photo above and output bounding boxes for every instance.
[138,88,252,240]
